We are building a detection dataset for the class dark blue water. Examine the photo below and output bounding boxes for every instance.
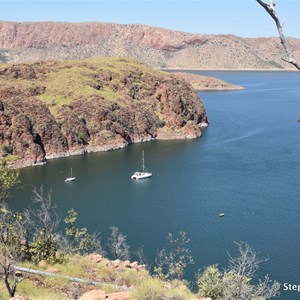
[11,71,300,299]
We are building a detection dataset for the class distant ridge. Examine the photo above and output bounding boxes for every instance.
[0,21,299,69]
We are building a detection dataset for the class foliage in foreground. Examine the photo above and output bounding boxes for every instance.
[64,208,104,255]
[197,242,280,300]
[0,159,19,205]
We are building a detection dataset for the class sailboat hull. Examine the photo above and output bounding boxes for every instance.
[65,177,76,182]
[65,167,76,182]
[131,172,152,180]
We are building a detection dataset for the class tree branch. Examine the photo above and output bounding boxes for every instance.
[256,0,300,70]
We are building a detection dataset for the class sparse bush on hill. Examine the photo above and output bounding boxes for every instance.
[64,208,104,255]
[0,160,23,297]
[1,144,13,157]
[0,208,26,297]
[108,226,130,261]
[130,278,192,300]
[129,278,166,300]
[22,187,63,264]
[197,264,223,299]
[154,231,194,281]
[0,159,19,204]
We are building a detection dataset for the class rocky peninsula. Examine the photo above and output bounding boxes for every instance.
[0,57,208,168]
[174,72,244,91]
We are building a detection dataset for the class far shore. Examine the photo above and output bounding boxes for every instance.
[161,67,299,72]
[169,71,245,91]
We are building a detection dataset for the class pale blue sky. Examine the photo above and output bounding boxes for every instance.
[0,0,299,38]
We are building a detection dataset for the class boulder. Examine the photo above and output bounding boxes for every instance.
[45,267,61,273]
[10,296,30,300]
[105,291,129,300]
[129,261,139,269]
[78,289,129,300]
[86,253,104,263]
[78,290,106,300]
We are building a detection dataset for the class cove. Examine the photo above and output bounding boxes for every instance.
[11,71,300,299]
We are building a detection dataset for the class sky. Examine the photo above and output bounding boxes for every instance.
[0,0,300,38]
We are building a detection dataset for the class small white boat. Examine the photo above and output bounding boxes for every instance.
[65,168,76,182]
[34,161,46,166]
[219,213,225,217]
[131,151,152,180]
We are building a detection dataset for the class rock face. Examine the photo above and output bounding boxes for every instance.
[0,22,299,69]
[0,57,208,167]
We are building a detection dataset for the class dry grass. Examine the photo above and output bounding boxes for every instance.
[0,57,168,117]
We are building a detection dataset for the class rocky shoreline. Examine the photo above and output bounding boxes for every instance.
[14,122,209,169]
[174,72,244,91]
[0,58,208,169]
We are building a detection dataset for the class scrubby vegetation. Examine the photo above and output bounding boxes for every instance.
[0,159,280,299]
[0,57,167,116]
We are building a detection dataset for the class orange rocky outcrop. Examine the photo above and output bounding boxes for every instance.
[86,253,146,271]
[0,58,208,167]
[78,289,129,300]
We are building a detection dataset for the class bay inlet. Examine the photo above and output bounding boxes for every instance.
[11,71,300,299]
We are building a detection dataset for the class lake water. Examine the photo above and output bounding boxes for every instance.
[11,71,300,299]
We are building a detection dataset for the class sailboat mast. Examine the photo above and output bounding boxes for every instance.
[142,150,145,171]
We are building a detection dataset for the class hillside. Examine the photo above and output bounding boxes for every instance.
[0,254,198,300]
[0,21,299,69]
[0,57,208,168]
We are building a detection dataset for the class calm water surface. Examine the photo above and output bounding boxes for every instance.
[11,71,300,299]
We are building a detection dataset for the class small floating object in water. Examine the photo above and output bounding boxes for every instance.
[219,213,225,217]
[34,161,46,166]
[65,168,76,182]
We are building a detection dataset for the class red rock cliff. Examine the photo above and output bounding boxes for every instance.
[0,57,208,167]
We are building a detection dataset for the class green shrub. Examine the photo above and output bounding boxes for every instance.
[2,144,13,155]
[197,265,223,299]
[158,119,166,128]
[64,208,103,255]
[21,140,29,148]
[17,280,68,300]
[129,278,165,300]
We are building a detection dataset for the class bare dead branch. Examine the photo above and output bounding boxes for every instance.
[256,0,300,70]
[228,241,267,279]
[108,226,130,261]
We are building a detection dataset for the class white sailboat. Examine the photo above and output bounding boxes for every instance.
[131,150,152,180]
[65,168,76,182]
